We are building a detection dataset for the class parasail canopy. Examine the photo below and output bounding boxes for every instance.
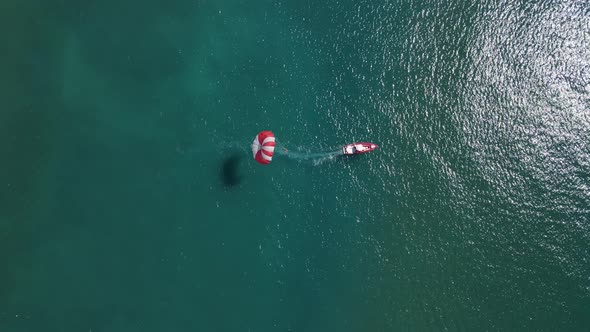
[252,131,275,165]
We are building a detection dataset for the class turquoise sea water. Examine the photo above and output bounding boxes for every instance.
[1,0,589,331]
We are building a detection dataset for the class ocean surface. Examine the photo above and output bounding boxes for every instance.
[1,0,589,331]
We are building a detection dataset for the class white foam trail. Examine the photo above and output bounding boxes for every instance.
[276,145,344,165]
[280,150,342,159]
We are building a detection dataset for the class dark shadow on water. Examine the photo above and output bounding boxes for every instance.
[220,152,244,188]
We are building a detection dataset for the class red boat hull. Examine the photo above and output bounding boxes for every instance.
[342,142,378,155]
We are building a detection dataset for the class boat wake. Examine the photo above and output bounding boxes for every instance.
[276,146,343,165]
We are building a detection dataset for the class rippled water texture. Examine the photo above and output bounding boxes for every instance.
[263,1,590,329]
[1,0,589,331]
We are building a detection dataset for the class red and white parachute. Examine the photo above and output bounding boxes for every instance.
[252,131,275,165]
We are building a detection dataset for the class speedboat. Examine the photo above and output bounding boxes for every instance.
[342,142,378,155]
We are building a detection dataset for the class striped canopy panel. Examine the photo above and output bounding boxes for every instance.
[252,131,275,165]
